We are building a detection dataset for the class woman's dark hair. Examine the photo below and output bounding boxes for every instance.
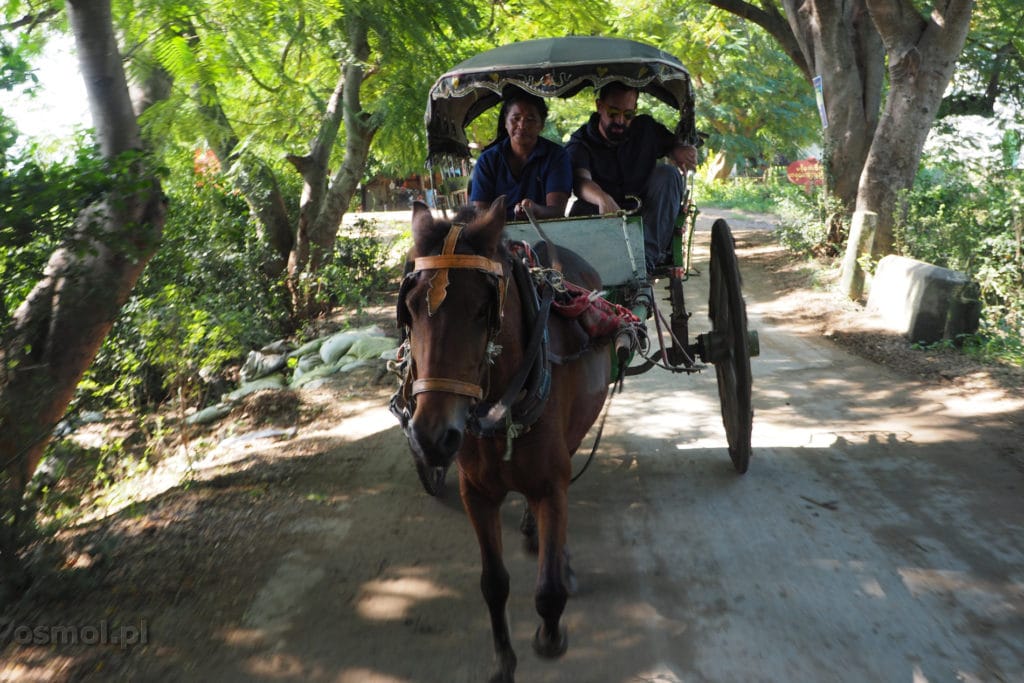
[492,90,548,142]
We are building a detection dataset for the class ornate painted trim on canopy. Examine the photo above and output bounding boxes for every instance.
[425,36,697,164]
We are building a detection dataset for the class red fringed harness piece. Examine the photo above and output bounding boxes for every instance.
[509,241,641,340]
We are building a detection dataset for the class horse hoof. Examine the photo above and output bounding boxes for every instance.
[532,624,568,658]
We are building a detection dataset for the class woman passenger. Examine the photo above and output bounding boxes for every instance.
[470,91,572,220]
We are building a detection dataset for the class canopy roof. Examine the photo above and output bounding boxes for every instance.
[425,36,696,163]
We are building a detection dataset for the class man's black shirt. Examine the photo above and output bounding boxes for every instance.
[565,112,679,216]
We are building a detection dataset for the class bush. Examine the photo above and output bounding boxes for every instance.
[774,191,848,258]
[695,176,780,214]
[895,154,1024,365]
[81,175,290,410]
[299,217,401,314]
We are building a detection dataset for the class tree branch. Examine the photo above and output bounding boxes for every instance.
[709,0,810,80]
[0,8,59,32]
[864,0,926,53]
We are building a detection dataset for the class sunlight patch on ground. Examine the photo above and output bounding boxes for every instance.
[321,404,396,441]
[241,550,326,642]
[938,389,1024,419]
[72,399,395,524]
[898,568,1024,614]
[0,656,77,683]
[626,666,684,683]
[337,669,413,683]
[356,573,458,622]
[242,651,312,678]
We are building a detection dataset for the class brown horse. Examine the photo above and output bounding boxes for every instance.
[392,197,610,682]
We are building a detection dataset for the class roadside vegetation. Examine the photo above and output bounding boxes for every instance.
[697,142,1024,368]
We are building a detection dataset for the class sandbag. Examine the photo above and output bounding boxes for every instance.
[185,403,233,425]
[240,350,288,382]
[320,325,391,364]
[288,337,326,359]
[225,374,287,402]
[344,335,398,361]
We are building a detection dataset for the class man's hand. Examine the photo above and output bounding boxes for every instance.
[574,170,621,215]
[595,193,620,215]
[672,144,698,173]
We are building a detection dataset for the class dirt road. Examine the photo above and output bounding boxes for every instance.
[3,211,1023,682]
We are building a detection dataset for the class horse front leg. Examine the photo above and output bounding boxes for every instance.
[522,505,577,595]
[461,478,517,683]
[531,488,570,658]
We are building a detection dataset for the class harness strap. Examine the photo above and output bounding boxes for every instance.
[415,254,504,278]
[425,224,463,315]
[412,378,484,400]
[472,276,554,436]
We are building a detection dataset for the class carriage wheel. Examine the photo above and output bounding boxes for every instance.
[708,219,753,473]
[416,461,448,496]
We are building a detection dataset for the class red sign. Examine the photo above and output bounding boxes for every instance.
[786,158,824,189]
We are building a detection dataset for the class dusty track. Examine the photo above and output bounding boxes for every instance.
[3,210,1023,682]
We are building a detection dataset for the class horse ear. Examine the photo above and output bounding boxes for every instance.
[411,201,434,255]
[466,195,506,254]
[488,195,507,220]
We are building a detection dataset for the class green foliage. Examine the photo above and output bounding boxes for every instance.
[296,217,399,314]
[617,1,818,169]
[941,2,1024,117]
[774,190,847,257]
[1,37,38,92]
[696,176,781,213]
[82,161,291,410]
[894,152,1024,366]
[0,135,108,322]
[696,174,847,258]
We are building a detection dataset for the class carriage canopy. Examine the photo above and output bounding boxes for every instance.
[425,36,698,164]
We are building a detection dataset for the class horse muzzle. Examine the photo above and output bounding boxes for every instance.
[408,393,470,469]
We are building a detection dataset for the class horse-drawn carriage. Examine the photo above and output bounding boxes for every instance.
[389,36,758,682]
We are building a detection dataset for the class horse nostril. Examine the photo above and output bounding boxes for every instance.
[441,428,463,455]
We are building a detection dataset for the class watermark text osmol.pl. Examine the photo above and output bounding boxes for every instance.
[4,620,148,649]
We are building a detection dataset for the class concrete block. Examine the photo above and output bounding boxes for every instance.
[866,255,980,344]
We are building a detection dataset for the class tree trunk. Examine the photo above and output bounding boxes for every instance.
[286,15,380,315]
[0,0,166,603]
[286,71,348,286]
[707,149,734,181]
[710,0,885,211]
[857,0,974,256]
[180,19,294,275]
[779,0,885,211]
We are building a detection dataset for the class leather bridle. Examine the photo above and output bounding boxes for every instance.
[397,223,507,402]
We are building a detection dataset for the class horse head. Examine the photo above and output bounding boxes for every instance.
[398,197,509,472]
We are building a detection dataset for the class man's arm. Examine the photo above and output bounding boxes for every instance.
[671,144,698,173]
[573,168,620,214]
